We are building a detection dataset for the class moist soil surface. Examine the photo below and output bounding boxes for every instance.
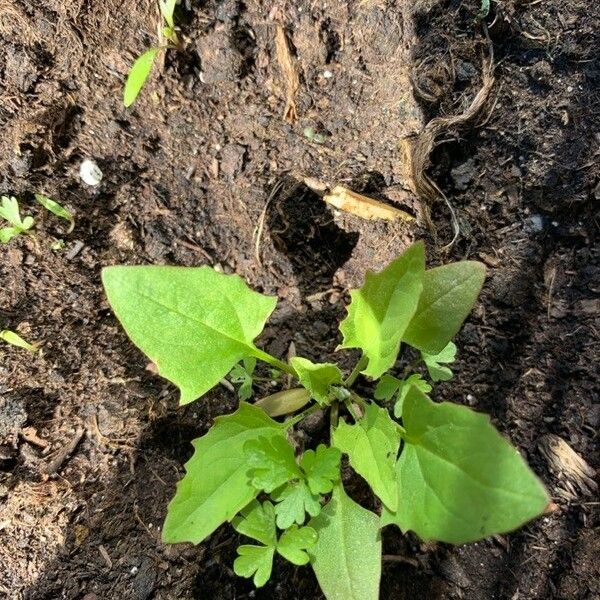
[0,0,598,598]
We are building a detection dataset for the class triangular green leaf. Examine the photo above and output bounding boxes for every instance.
[162,402,284,544]
[300,444,341,495]
[374,373,432,417]
[338,242,425,379]
[277,525,318,565]
[246,435,302,493]
[374,374,402,402]
[403,261,486,354]
[232,500,277,547]
[309,484,381,600]
[332,403,400,510]
[290,356,342,405]
[272,481,321,528]
[123,48,160,107]
[382,386,549,544]
[233,545,275,588]
[422,341,456,382]
[102,266,277,404]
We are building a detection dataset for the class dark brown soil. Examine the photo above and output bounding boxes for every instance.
[1,0,598,599]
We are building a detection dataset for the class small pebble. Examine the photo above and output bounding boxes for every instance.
[130,566,139,575]
[79,159,103,186]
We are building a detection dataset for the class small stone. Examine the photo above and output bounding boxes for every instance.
[79,159,103,186]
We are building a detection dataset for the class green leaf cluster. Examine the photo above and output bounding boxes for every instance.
[0,196,34,243]
[246,437,341,528]
[102,241,549,599]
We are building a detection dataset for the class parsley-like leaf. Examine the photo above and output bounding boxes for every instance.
[230,357,257,400]
[246,436,302,493]
[272,481,321,528]
[234,545,275,587]
[277,525,318,565]
[300,444,341,495]
[232,500,277,546]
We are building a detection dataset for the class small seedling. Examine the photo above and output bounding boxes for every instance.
[35,194,75,233]
[0,330,39,353]
[102,242,549,599]
[0,196,34,243]
[124,0,180,107]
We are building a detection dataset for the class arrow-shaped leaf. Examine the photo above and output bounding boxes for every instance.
[102,265,277,404]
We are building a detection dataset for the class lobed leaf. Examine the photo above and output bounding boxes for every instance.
[277,525,318,565]
[102,265,277,404]
[246,435,302,493]
[300,444,341,495]
[233,545,274,587]
[123,48,160,108]
[272,481,321,529]
[382,386,550,543]
[394,374,431,418]
[338,242,425,379]
[232,500,277,547]
[289,356,342,405]
[229,357,256,401]
[403,262,486,354]
[162,402,285,544]
[333,403,400,510]
[309,484,381,600]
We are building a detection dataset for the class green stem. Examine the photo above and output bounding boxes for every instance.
[330,401,339,437]
[253,349,296,377]
[283,403,321,429]
[343,399,360,422]
[349,392,367,408]
[343,355,367,387]
[395,422,407,439]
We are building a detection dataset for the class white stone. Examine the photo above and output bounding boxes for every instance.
[79,159,103,186]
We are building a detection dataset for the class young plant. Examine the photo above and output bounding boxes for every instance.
[124,0,180,107]
[102,242,549,599]
[0,329,39,353]
[35,193,75,233]
[0,196,34,243]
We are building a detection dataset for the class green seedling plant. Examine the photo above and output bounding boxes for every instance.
[0,196,34,243]
[0,329,39,353]
[35,193,75,233]
[124,0,180,107]
[102,242,549,599]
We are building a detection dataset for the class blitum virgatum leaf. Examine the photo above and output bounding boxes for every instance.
[382,386,550,543]
[338,241,425,379]
[102,266,277,404]
[162,402,285,544]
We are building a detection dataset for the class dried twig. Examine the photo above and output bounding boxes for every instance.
[275,24,300,123]
[43,427,85,475]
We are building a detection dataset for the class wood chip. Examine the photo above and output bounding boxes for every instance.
[42,427,84,475]
[539,434,597,501]
[323,185,415,222]
[275,24,300,123]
